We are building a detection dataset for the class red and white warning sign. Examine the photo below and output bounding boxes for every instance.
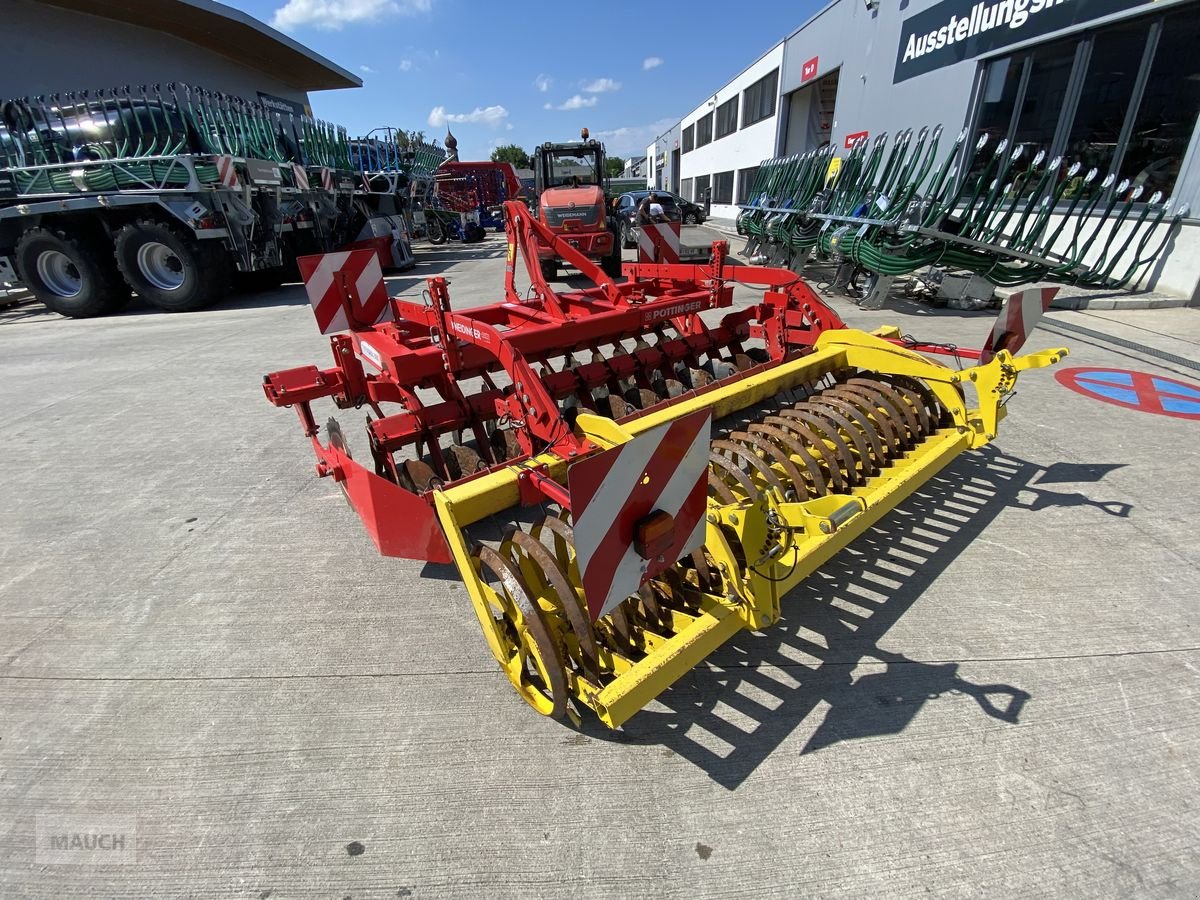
[291,163,309,190]
[568,409,712,621]
[636,221,682,264]
[981,286,1059,363]
[215,155,240,189]
[297,249,393,335]
[320,167,335,192]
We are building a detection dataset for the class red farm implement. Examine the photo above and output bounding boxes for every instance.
[262,200,1066,727]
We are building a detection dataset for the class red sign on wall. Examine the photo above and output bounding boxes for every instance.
[801,56,820,82]
[844,130,869,149]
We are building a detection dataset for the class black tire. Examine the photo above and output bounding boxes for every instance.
[14,227,128,318]
[114,220,228,312]
[540,259,557,282]
[428,218,447,245]
[683,212,699,225]
[601,234,622,279]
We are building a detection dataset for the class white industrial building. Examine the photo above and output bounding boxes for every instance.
[646,0,1200,301]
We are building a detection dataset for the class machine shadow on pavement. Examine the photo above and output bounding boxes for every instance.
[572,446,1131,790]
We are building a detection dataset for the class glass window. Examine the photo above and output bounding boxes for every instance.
[1121,9,1200,199]
[965,9,1198,202]
[682,124,694,153]
[1064,21,1150,178]
[681,177,693,200]
[742,69,779,127]
[715,97,739,139]
[694,174,710,201]
[1012,37,1078,150]
[713,170,734,204]
[737,166,760,203]
[696,113,714,147]
[974,52,1028,153]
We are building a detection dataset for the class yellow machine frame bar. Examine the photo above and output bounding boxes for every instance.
[434,328,1066,727]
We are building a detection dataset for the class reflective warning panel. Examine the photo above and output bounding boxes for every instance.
[1055,367,1200,421]
[569,409,712,621]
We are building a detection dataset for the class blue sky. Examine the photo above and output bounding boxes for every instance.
[227,0,821,161]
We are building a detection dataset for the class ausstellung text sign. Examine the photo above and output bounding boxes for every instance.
[894,0,1151,83]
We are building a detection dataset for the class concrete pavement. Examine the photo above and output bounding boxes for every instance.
[2,232,1199,898]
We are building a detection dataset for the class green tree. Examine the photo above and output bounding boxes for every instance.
[606,155,626,178]
[490,144,532,169]
[394,129,427,150]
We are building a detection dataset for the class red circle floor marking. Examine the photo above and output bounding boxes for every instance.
[1055,366,1200,420]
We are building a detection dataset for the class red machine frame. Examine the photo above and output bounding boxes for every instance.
[262,200,848,562]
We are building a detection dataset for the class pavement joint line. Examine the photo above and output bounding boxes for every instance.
[4,645,1198,683]
[1038,323,1200,382]
[1076,310,1200,351]
[1043,318,1200,372]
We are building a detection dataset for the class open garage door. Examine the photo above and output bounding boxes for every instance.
[783,68,840,154]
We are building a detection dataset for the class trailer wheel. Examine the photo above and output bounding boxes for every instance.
[600,233,623,279]
[540,259,557,282]
[427,218,447,245]
[14,227,128,318]
[114,221,228,312]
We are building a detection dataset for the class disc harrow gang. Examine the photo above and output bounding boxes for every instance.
[263,198,1067,728]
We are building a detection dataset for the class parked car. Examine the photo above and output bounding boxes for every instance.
[612,190,693,249]
[670,192,707,226]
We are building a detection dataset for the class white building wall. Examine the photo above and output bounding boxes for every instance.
[678,44,786,221]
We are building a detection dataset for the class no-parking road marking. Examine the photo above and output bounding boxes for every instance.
[1055,367,1200,420]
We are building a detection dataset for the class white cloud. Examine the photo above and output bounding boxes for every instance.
[582,78,621,93]
[428,104,510,128]
[547,94,598,111]
[642,56,664,70]
[591,117,676,157]
[399,59,413,72]
[358,65,374,74]
[534,74,552,93]
[271,0,431,31]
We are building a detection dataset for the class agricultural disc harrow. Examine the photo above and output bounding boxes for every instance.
[263,200,1066,728]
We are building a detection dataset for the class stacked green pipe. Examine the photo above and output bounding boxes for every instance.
[734,127,1186,291]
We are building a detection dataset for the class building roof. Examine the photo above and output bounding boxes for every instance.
[40,0,362,91]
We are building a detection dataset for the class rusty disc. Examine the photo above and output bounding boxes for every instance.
[708,471,737,504]
[798,400,874,480]
[473,545,567,719]
[510,528,600,681]
[401,458,439,492]
[445,443,484,480]
[809,394,885,472]
[747,422,824,498]
[490,428,524,461]
[849,377,919,446]
[823,388,896,459]
[605,394,633,419]
[777,407,861,487]
[762,414,842,494]
[729,430,808,500]
[887,375,941,431]
[709,450,759,502]
[712,439,789,499]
